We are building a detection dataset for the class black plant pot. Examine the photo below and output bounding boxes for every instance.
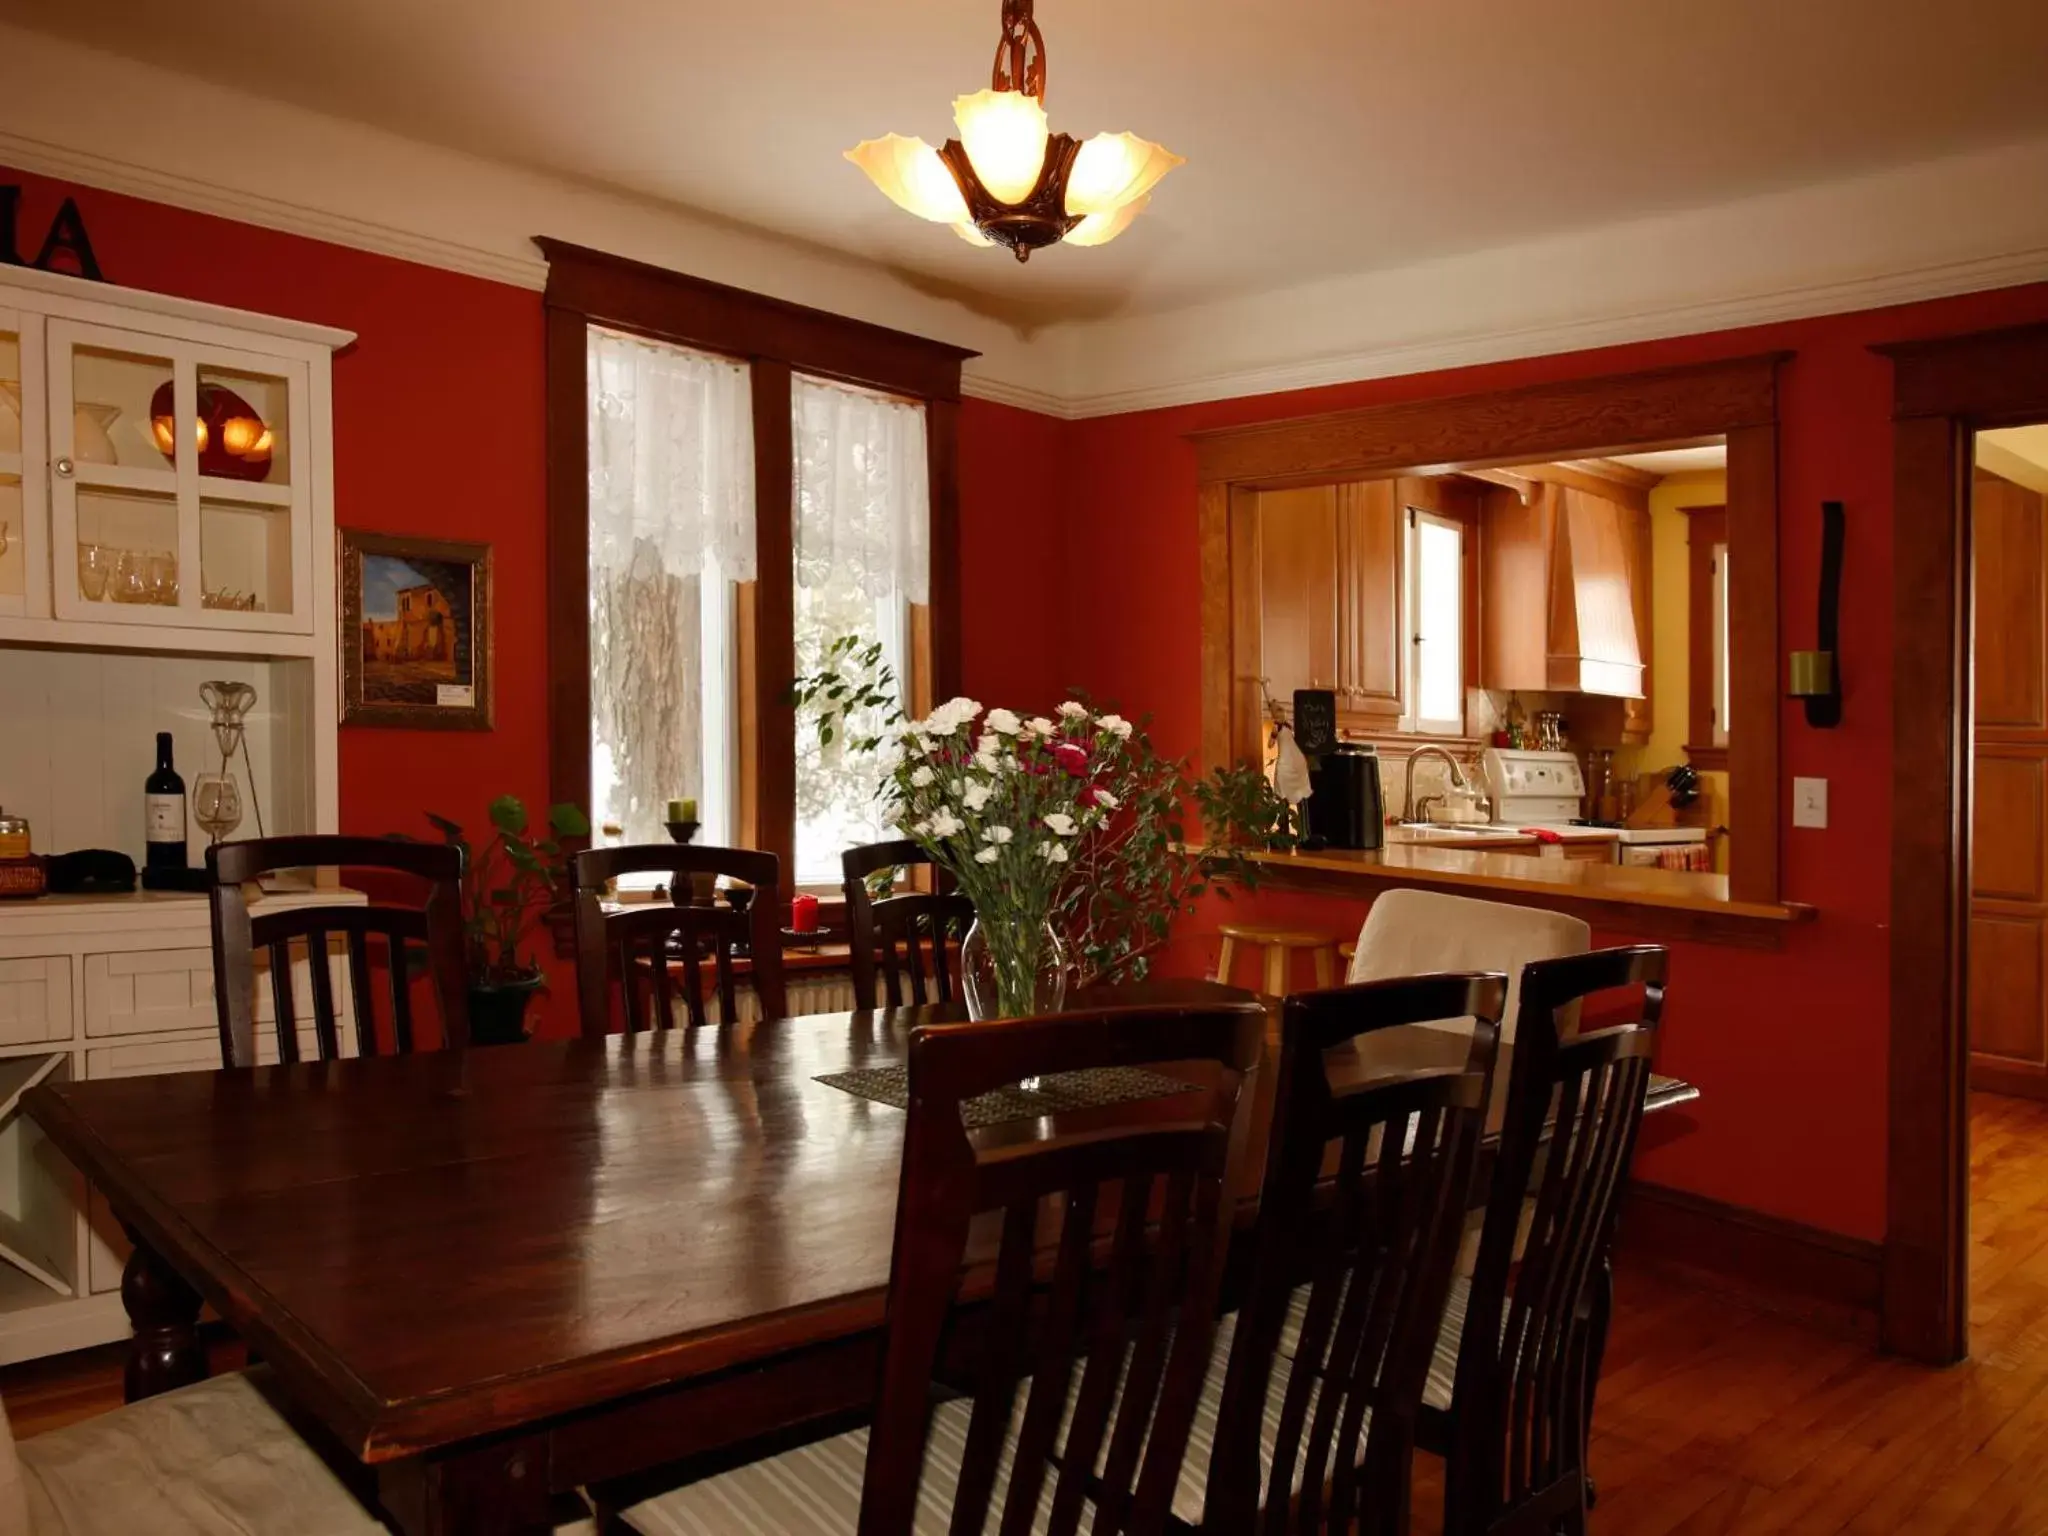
[467,975,544,1046]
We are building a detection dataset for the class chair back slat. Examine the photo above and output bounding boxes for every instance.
[206,836,468,1067]
[1204,971,1505,1536]
[843,840,975,1010]
[570,844,784,1035]
[1446,944,1666,1532]
[857,1000,1265,1536]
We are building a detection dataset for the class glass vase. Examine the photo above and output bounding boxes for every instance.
[961,917,1069,1023]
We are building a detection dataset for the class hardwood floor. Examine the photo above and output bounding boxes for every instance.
[9,1094,2048,1533]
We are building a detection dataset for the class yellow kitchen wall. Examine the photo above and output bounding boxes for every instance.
[1648,469,1729,866]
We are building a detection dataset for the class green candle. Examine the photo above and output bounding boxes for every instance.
[666,798,698,823]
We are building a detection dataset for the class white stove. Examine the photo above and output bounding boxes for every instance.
[1479,747,1710,868]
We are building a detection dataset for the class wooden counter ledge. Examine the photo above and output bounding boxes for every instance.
[1234,844,1814,950]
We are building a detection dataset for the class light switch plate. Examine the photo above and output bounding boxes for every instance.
[1793,777,1828,829]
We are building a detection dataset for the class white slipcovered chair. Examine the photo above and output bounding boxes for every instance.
[0,1371,597,1536]
[1343,887,1591,1038]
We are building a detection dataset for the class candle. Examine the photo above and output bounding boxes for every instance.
[790,892,820,933]
[665,797,698,823]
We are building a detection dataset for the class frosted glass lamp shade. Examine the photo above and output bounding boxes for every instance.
[1064,195,1149,247]
[1064,132,1183,217]
[845,135,972,223]
[952,88,1050,204]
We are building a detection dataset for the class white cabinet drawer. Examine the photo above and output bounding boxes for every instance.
[0,957,72,1046]
[83,944,355,1044]
[84,948,212,1038]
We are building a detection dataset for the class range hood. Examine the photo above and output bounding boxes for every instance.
[1482,482,1646,699]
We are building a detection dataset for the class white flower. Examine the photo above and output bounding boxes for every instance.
[1093,790,1120,811]
[962,782,992,811]
[975,733,998,758]
[973,846,1000,864]
[912,819,931,837]
[1025,716,1055,737]
[1037,841,1070,864]
[927,809,964,838]
[984,825,1014,845]
[949,779,965,796]
[922,697,982,736]
[1058,701,1088,719]
[1099,713,1133,740]
[909,766,935,788]
[985,707,1022,736]
[1043,812,1078,837]
[975,753,1001,775]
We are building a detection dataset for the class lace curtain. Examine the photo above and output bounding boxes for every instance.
[792,375,929,606]
[587,327,754,848]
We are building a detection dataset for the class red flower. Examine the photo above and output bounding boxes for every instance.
[1051,741,1089,777]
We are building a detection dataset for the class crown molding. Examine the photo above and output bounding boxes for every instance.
[0,130,549,291]
[1052,242,2048,421]
[958,372,1071,417]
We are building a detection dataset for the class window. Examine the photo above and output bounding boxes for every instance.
[545,243,966,910]
[791,375,929,886]
[1686,505,1730,769]
[586,327,753,852]
[1405,508,1464,735]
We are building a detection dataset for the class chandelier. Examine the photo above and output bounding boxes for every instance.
[845,0,1182,261]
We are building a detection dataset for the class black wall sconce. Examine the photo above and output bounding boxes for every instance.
[1788,500,1845,728]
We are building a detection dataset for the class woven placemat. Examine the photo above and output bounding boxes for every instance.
[816,1064,1197,1129]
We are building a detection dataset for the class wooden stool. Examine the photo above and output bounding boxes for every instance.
[1215,923,1342,997]
[1338,939,1356,967]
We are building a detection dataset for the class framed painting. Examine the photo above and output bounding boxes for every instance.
[339,530,494,729]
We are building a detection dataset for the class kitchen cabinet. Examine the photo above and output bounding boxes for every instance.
[1250,479,1403,723]
[1480,481,1646,702]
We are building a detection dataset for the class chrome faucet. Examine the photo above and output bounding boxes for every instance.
[1404,745,1467,823]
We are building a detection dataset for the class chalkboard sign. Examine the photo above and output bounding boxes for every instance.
[1293,688,1338,755]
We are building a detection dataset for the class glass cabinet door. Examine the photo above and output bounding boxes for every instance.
[47,320,310,634]
[0,309,49,620]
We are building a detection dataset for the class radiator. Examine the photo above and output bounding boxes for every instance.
[722,974,859,1024]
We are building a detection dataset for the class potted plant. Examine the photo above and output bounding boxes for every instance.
[422,795,590,1045]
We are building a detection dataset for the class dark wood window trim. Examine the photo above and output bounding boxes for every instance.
[1880,318,2048,1369]
[539,238,977,901]
[1683,505,1731,772]
[1192,354,1784,905]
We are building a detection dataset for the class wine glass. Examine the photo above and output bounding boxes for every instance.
[111,549,146,604]
[147,551,179,606]
[192,772,243,846]
[76,542,108,601]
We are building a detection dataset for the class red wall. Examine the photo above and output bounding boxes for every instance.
[2,169,1066,1033]
[1060,283,2048,1242]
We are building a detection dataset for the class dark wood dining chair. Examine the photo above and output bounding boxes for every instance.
[1421,945,1668,1536]
[615,998,1267,1536]
[1194,971,1505,1536]
[842,837,975,1009]
[206,835,470,1069]
[570,844,785,1035]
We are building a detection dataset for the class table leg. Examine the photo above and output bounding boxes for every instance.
[119,1224,206,1403]
[379,1435,556,1536]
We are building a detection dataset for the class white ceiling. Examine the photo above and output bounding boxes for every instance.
[1611,446,1728,477]
[5,0,2047,330]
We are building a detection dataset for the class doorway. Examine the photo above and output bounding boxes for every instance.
[1887,320,2048,1366]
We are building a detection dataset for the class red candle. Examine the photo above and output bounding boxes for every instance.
[790,892,820,933]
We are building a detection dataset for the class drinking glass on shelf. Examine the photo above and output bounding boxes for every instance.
[192,772,243,846]
[111,549,147,603]
[146,551,179,606]
[77,543,109,601]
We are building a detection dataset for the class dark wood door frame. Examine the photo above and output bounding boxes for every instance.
[1882,319,2048,1365]
[1191,354,1786,905]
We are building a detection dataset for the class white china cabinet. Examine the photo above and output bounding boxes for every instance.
[0,265,354,1362]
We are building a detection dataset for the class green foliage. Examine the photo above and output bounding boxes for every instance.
[788,635,905,756]
[1193,761,1300,853]
[420,797,590,985]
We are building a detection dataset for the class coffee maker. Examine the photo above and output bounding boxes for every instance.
[1293,689,1385,851]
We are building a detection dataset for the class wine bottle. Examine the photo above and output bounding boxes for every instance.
[145,731,187,870]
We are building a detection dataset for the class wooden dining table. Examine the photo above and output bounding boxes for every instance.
[22,979,1697,1535]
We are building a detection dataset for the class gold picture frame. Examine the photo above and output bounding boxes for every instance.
[339,529,494,730]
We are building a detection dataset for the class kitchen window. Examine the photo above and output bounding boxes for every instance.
[542,241,966,910]
[1686,505,1730,769]
[1405,507,1465,735]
